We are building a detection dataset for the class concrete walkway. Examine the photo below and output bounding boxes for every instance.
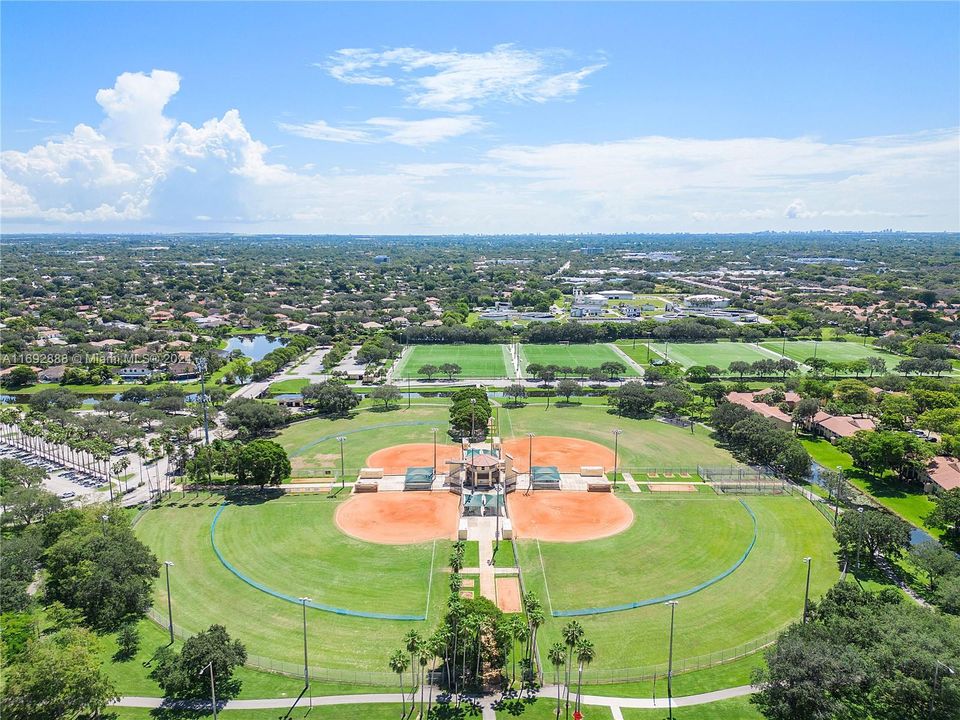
[620,471,642,493]
[113,684,757,711]
[608,343,646,377]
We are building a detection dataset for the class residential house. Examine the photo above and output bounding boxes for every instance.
[118,365,155,381]
[811,411,876,442]
[724,391,793,430]
[38,365,67,383]
[924,456,960,493]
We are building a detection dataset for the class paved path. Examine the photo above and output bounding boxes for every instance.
[620,471,642,493]
[113,684,757,712]
[608,343,645,377]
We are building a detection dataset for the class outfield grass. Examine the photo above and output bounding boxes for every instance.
[801,437,940,535]
[644,342,775,371]
[215,495,443,616]
[518,494,838,674]
[393,344,511,378]
[760,340,896,366]
[495,697,761,720]
[276,405,452,477]
[109,705,405,720]
[135,493,447,674]
[497,404,736,469]
[519,344,640,376]
[525,496,755,611]
[583,652,764,698]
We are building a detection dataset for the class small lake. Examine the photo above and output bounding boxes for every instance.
[222,335,287,361]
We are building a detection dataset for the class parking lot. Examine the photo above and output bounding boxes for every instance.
[0,441,111,503]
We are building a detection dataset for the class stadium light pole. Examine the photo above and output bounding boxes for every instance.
[612,429,623,490]
[407,375,411,409]
[856,507,865,571]
[801,557,812,624]
[164,561,175,645]
[200,661,217,720]
[665,600,679,720]
[337,436,346,490]
[930,660,956,716]
[432,428,438,474]
[527,432,535,494]
[300,597,311,707]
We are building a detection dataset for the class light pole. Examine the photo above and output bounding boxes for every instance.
[337,436,346,491]
[612,429,623,490]
[527,432,535,494]
[407,375,411,409]
[930,660,956,716]
[200,661,217,720]
[802,557,812,624]
[856,507,865,571]
[300,597,311,707]
[665,600,679,720]
[432,428,438,474]
[834,466,843,526]
[164,561,175,644]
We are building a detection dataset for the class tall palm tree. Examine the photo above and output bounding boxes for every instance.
[447,598,464,701]
[548,642,566,718]
[418,647,429,718]
[561,620,583,718]
[427,630,446,715]
[461,613,479,695]
[509,615,526,687]
[389,649,409,718]
[527,605,544,679]
[574,638,595,713]
[404,629,422,702]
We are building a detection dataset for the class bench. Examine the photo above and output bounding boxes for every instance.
[580,466,605,477]
[354,480,379,493]
[359,467,384,480]
[587,480,612,492]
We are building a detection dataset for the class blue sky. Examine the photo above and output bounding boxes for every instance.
[2,1,958,233]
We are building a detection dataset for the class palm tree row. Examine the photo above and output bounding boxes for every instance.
[548,620,595,720]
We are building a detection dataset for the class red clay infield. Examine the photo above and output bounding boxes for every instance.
[335,492,460,544]
[366,443,464,476]
[507,491,634,542]
[501,436,616,473]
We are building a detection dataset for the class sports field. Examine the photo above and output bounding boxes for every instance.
[642,342,776,370]
[518,493,838,672]
[759,340,896,366]
[393,344,511,378]
[520,343,639,375]
[135,492,449,673]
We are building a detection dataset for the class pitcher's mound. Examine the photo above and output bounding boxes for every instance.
[507,491,634,542]
[335,492,459,545]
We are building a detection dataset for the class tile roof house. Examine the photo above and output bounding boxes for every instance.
[38,365,67,383]
[924,456,960,492]
[724,391,793,429]
[811,411,876,441]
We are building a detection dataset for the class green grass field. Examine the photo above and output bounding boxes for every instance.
[642,342,776,371]
[760,340,896,366]
[527,496,755,612]
[518,493,838,675]
[497,404,735,469]
[393,344,511,378]
[134,493,448,675]
[496,696,761,719]
[519,344,639,376]
[215,496,441,616]
[111,705,405,720]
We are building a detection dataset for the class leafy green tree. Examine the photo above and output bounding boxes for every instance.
[926,488,960,550]
[0,627,118,720]
[0,365,37,389]
[600,361,627,381]
[833,379,874,414]
[370,384,402,410]
[909,541,960,594]
[115,622,141,661]
[28,387,81,411]
[222,398,288,437]
[835,508,910,565]
[504,383,526,406]
[418,364,439,380]
[0,458,45,492]
[556,378,580,403]
[301,380,360,415]
[1,485,62,527]
[150,624,247,700]
[610,381,654,418]
[235,439,291,489]
[44,514,159,630]
[439,362,462,381]
[791,397,820,430]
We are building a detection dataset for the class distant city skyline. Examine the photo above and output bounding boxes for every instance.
[2,1,958,234]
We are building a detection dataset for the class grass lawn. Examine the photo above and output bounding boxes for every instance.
[134,492,448,674]
[519,494,838,674]
[760,340,897,366]
[214,495,443,616]
[276,405,453,477]
[268,378,310,394]
[524,496,755,611]
[582,653,764,698]
[108,704,405,720]
[801,437,940,535]
[519,344,639,376]
[497,404,735,470]
[495,697,760,720]
[393,344,511,379]
[644,342,775,371]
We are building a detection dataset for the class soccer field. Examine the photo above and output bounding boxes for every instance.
[760,340,897,366]
[519,343,639,375]
[518,493,838,673]
[393,344,511,378]
[641,341,776,370]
